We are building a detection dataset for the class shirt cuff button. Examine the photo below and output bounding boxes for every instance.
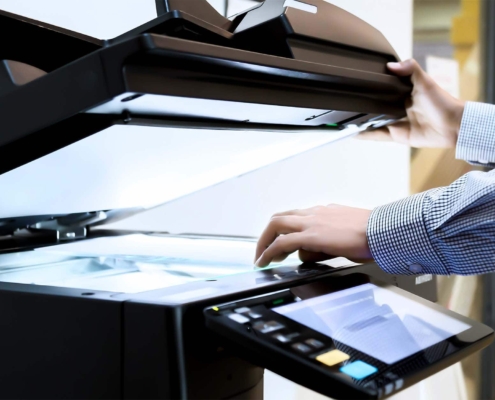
[408,263,423,273]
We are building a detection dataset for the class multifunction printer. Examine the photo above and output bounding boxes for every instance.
[0,1,491,399]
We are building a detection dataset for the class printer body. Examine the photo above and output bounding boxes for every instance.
[0,256,437,400]
[0,1,490,399]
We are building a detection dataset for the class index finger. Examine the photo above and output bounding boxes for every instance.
[255,216,305,261]
[387,59,425,85]
[356,128,392,142]
[272,208,314,218]
[256,232,309,267]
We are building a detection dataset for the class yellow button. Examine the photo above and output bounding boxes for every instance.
[316,350,350,367]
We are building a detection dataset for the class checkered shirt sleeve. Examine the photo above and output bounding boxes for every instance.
[367,102,495,276]
[456,102,495,166]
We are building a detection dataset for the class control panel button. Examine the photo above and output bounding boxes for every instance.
[316,350,350,367]
[395,379,404,390]
[384,383,394,395]
[234,307,251,313]
[384,372,398,381]
[305,338,324,349]
[253,320,285,333]
[248,312,262,319]
[340,361,378,380]
[291,342,312,353]
[273,332,300,343]
[228,313,250,324]
[274,333,291,343]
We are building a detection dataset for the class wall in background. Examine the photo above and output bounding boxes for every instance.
[0,0,228,39]
[0,0,157,39]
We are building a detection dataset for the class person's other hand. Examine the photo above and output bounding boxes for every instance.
[254,205,372,268]
[359,59,465,148]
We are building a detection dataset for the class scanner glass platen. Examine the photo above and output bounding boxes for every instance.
[0,235,301,293]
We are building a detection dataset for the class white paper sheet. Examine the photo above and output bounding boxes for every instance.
[36,234,291,266]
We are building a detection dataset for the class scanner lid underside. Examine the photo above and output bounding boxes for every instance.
[0,0,411,240]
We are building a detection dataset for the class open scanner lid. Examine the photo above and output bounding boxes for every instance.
[0,0,411,247]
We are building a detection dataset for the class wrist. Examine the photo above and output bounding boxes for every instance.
[448,99,466,148]
[362,210,373,259]
[351,208,373,262]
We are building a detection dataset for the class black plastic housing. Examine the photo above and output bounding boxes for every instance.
[0,259,438,399]
[0,0,412,179]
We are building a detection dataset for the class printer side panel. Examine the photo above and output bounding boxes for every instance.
[123,302,176,399]
[182,308,265,399]
[0,286,122,399]
[123,301,265,399]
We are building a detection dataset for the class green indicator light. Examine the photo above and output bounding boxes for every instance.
[326,123,338,127]
[273,299,284,306]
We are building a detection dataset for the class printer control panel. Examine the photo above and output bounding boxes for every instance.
[204,276,493,400]
[206,290,399,399]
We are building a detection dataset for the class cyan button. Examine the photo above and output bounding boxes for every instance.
[408,263,423,273]
[340,361,378,380]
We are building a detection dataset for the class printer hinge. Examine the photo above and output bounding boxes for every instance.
[29,211,108,241]
[30,225,87,241]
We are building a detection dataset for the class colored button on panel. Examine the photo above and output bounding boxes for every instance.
[340,361,378,380]
[316,350,350,367]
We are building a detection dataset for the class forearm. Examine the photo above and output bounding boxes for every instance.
[368,169,495,275]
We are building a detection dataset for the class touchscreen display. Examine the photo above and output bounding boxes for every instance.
[273,283,470,364]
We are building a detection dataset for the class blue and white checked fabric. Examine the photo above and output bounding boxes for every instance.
[367,101,495,276]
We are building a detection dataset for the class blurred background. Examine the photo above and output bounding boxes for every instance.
[413,1,486,400]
